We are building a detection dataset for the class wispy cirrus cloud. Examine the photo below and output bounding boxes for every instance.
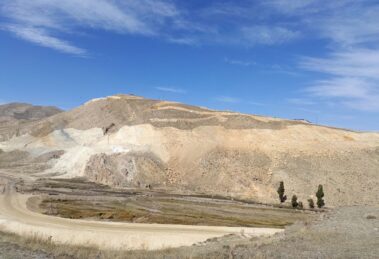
[306,78,372,99]
[155,87,187,94]
[0,0,306,55]
[266,0,379,47]
[5,25,86,55]
[300,49,379,111]
[301,49,379,79]
[311,5,379,46]
[305,77,379,112]
[0,0,179,55]
[272,0,379,112]
[1,0,378,90]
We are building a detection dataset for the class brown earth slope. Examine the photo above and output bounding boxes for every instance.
[0,103,62,141]
[0,95,378,207]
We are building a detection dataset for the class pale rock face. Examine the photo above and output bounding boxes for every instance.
[1,95,378,206]
[84,95,122,106]
[31,125,168,178]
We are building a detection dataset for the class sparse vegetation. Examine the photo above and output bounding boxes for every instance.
[277,181,287,203]
[308,198,315,209]
[291,195,298,208]
[316,185,325,208]
[297,201,303,209]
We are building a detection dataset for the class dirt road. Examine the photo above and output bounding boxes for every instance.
[0,173,282,250]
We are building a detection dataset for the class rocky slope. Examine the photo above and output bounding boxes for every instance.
[0,95,378,207]
[0,103,62,141]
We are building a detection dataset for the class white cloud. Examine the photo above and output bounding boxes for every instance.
[305,77,379,112]
[286,0,379,113]
[301,49,379,79]
[0,0,179,55]
[0,0,307,54]
[1,0,378,63]
[155,87,187,94]
[300,49,379,112]
[5,25,86,55]
[306,78,373,99]
[2,0,178,33]
[312,5,379,46]
[266,0,379,47]
[214,96,240,103]
[266,0,320,14]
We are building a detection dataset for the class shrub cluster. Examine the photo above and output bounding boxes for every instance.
[277,182,325,209]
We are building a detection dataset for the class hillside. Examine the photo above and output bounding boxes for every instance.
[0,94,378,207]
[0,103,62,141]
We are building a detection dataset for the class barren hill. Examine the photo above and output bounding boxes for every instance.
[0,95,378,207]
[0,103,62,141]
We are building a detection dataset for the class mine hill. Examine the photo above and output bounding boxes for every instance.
[0,94,378,207]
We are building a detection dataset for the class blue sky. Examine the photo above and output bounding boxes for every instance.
[1,0,379,131]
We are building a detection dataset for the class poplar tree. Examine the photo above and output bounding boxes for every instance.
[316,185,325,208]
[277,181,287,203]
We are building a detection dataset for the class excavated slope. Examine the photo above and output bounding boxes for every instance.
[23,94,310,137]
[0,95,378,207]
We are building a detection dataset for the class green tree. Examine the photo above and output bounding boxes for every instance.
[316,185,325,208]
[291,195,298,208]
[277,181,287,203]
[307,198,315,209]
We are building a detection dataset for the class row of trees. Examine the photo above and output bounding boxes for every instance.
[277,181,325,209]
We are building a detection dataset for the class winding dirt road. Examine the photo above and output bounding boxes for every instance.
[0,172,282,250]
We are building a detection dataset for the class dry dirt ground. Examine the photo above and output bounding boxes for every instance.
[0,182,283,251]
[0,169,300,254]
[0,206,377,259]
